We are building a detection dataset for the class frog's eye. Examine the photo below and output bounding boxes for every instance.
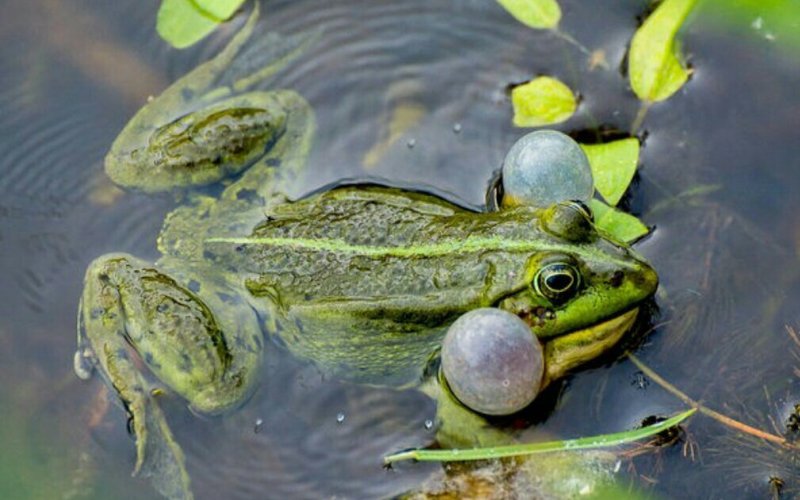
[534,263,581,303]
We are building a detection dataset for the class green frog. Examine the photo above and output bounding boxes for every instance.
[74,5,657,499]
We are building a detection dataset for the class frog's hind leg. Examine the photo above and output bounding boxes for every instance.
[77,255,192,499]
[76,254,262,499]
[105,2,317,194]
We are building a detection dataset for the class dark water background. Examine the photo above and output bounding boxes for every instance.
[1,0,799,498]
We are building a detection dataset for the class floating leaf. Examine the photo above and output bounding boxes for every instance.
[590,199,650,243]
[581,138,640,206]
[629,0,698,102]
[511,76,576,127]
[497,0,562,30]
[157,0,248,49]
[194,0,246,20]
[384,409,695,463]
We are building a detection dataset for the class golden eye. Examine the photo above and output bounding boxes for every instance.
[534,263,581,303]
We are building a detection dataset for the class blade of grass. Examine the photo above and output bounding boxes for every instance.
[384,408,695,464]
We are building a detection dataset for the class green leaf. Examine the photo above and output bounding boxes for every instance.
[511,76,577,127]
[157,0,247,49]
[590,199,650,243]
[384,408,695,463]
[497,0,562,29]
[195,0,246,20]
[581,138,640,206]
[629,0,699,102]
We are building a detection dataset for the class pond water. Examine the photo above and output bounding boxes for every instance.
[1,0,799,498]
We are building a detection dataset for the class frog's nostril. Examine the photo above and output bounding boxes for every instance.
[609,271,624,288]
[627,263,659,295]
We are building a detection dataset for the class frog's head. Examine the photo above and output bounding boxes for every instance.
[493,201,658,386]
[105,94,290,192]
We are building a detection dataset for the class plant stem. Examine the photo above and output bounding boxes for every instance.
[630,102,651,134]
[628,354,793,447]
[552,29,591,56]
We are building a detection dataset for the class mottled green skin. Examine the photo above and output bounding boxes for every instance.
[75,6,657,499]
[202,187,656,389]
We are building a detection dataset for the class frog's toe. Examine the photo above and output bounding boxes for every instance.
[132,394,193,500]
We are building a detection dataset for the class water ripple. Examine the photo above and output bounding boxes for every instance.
[180,359,437,499]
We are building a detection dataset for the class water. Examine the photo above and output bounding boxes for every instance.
[1,0,799,498]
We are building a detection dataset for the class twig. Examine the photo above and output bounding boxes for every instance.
[628,354,793,448]
[786,325,800,349]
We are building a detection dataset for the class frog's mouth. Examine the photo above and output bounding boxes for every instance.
[536,308,639,387]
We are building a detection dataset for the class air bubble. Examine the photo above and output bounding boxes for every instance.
[73,350,94,380]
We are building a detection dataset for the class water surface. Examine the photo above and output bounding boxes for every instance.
[1,0,799,498]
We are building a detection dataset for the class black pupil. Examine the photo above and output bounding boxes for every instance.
[545,271,573,292]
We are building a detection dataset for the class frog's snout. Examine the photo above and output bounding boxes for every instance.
[626,259,659,300]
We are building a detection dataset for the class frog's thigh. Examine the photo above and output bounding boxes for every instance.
[155,258,265,413]
[79,254,261,414]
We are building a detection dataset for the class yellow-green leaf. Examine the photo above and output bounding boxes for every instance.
[581,138,640,206]
[629,0,699,102]
[497,0,562,30]
[590,199,650,243]
[157,0,247,49]
[195,0,246,21]
[511,76,576,127]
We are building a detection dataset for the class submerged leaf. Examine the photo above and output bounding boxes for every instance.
[629,0,699,102]
[511,76,576,127]
[157,0,248,49]
[384,409,695,463]
[590,199,650,243]
[581,138,640,206]
[497,0,562,30]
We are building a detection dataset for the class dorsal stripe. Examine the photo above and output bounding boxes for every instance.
[206,236,633,267]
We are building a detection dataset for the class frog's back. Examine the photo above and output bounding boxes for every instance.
[227,185,545,306]
[203,185,552,386]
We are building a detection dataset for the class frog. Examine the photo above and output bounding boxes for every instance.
[74,5,658,499]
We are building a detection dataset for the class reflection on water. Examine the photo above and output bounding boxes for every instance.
[1,0,800,498]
